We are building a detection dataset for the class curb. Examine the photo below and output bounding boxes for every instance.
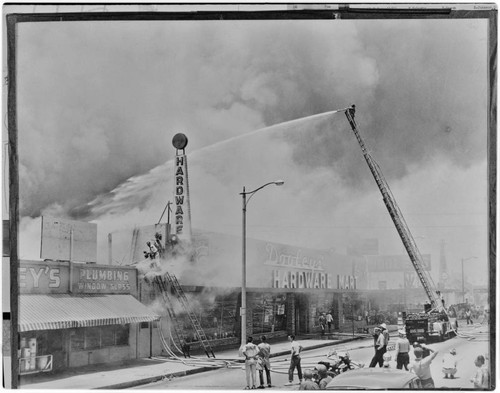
[99,336,363,389]
[96,366,215,390]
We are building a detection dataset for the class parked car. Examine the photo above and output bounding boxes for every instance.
[325,368,422,390]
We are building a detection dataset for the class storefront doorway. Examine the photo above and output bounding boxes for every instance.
[294,294,309,335]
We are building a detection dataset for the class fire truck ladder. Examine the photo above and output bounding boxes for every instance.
[344,105,440,308]
[152,275,189,357]
[164,272,216,358]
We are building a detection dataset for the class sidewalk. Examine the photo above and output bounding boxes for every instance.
[20,334,364,390]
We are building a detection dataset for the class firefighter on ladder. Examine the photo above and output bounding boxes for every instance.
[144,232,164,268]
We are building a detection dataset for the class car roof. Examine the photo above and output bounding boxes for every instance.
[326,368,419,389]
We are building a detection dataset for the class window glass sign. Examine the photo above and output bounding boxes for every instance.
[71,264,137,295]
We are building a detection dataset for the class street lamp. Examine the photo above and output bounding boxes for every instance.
[462,256,478,303]
[240,180,284,347]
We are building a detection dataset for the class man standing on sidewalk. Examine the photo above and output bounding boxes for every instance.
[326,312,333,333]
[318,314,326,336]
[286,335,303,385]
[242,336,259,389]
[257,336,272,388]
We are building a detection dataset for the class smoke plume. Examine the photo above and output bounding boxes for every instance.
[16,17,489,284]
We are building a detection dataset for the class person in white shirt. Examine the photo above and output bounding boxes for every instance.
[394,329,410,370]
[379,323,389,353]
[287,335,303,385]
[442,348,458,379]
[369,328,386,367]
[257,336,272,388]
[326,312,333,333]
[242,336,259,389]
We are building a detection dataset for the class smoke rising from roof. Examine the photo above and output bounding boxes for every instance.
[17,19,486,218]
[16,17,489,283]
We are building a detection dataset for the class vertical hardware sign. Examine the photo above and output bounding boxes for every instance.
[172,133,192,241]
[175,155,186,236]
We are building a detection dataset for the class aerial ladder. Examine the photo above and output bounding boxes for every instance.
[344,105,440,308]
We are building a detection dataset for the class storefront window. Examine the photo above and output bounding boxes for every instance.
[115,324,129,346]
[70,329,85,351]
[47,331,63,352]
[70,325,130,350]
[182,292,239,341]
[252,294,287,334]
[86,327,101,349]
[101,327,115,347]
[19,332,45,356]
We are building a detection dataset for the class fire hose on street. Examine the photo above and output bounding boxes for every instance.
[157,318,240,369]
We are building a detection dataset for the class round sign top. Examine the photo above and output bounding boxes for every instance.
[172,133,188,150]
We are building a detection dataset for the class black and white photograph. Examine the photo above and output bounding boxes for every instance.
[2,3,496,390]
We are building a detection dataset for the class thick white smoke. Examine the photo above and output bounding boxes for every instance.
[16,17,489,285]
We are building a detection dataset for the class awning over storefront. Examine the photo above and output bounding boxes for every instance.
[19,294,160,332]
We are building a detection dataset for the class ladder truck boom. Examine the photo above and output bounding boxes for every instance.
[344,105,440,308]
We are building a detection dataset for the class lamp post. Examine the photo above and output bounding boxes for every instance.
[461,256,477,303]
[240,180,284,347]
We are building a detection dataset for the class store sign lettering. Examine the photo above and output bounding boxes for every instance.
[175,156,186,235]
[19,266,61,288]
[79,269,129,281]
[74,267,133,293]
[265,244,324,271]
[272,270,333,289]
[337,275,357,290]
[77,282,131,291]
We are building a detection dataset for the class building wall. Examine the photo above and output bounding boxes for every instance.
[136,323,162,358]
[18,260,155,374]
[68,324,138,367]
[178,230,363,291]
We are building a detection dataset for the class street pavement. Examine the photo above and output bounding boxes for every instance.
[18,322,491,390]
[19,333,364,390]
[134,322,491,390]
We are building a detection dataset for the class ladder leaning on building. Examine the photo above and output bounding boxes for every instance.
[152,273,216,358]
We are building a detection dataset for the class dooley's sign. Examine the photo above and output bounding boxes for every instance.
[18,260,69,294]
[266,243,358,290]
[71,264,137,295]
[264,243,325,270]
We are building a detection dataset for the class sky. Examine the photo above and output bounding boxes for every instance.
[9,8,491,287]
